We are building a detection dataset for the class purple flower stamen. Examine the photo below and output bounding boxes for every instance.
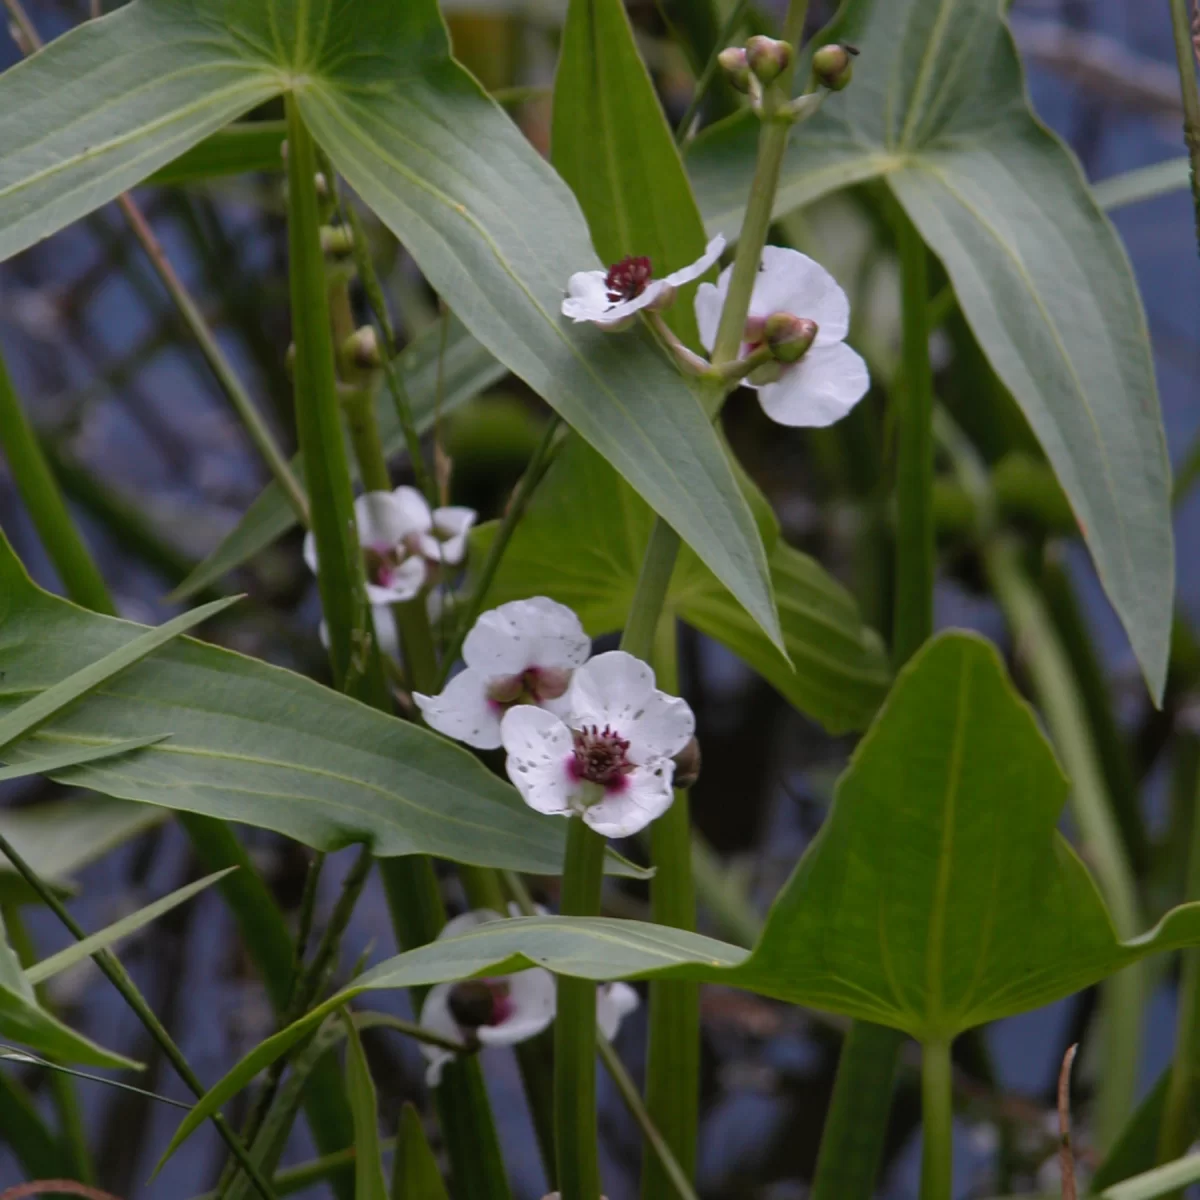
[570,724,635,790]
[605,256,653,303]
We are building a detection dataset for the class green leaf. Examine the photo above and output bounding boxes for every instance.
[146,121,287,186]
[393,1102,450,1200]
[1092,158,1192,211]
[688,0,1174,699]
[1091,1071,1169,1194]
[552,0,710,345]
[0,911,135,1069]
[472,435,889,732]
[0,532,642,878]
[1098,1151,1200,1200]
[0,796,166,907]
[0,735,167,782]
[0,5,278,259]
[170,316,506,602]
[341,1012,389,1200]
[26,869,233,985]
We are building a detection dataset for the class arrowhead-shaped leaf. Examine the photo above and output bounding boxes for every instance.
[688,0,1173,699]
[0,532,640,878]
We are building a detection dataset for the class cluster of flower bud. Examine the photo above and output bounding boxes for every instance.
[718,36,856,111]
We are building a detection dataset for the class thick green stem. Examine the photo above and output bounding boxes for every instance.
[555,819,607,1200]
[0,350,114,615]
[642,618,699,1200]
[1167,0,1200,256]
[892,209,935,669]
[1157,732,1200,1177]
[343,386,392,494]
[920,1039,953,1200]
[987,539,1143,1147]
[810,1023,904,1200]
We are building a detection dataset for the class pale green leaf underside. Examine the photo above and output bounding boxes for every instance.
[1099,1151,1200,1200]
[688,0,1173,699]
[163,633,1200,1163]
[0,532,639,878]
[472,436,888,733]
[0,0,781,656]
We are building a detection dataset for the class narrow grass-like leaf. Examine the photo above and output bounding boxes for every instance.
[341,1012,389,1200]
[26,869,233,985]
[1093,158,1193,211]
[0,596,239,752]
[147,122,288,186]
[393,1103,450,1200]
[1099,1152,1200,1200]
[0,735,167,783]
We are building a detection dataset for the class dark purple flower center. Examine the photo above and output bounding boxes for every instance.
[605,256,653,303]
[363,543,403,588]
[447,979,514,1031]
[569,724,635,789]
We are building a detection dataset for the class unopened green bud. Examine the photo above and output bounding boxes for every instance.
[745,35,793,86]
[717,46,752,94]
[342,326,382,372]
[672,737,702,790]
[812,43,854,91]
[319,225,354,257]
[764,313,818,363]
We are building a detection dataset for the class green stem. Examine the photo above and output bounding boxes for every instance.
[642,618,699,1200]
[343,386,392,493]
[437,415,562,687]
[0,830,278,1200]
[1167,0,1200,256]
[892,209,934,669]
[920,1039,953,1200]
[986,538,1143,1148]
[1157,732,1200,1177]
[395,595,440,696]
[621,521,683,660]
[4,904,94,1183]
[555,819,607,1200]
[0,349,114,615]
[810,1023,904,1200]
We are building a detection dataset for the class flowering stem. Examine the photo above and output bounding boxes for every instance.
[555,819,607,1200]
[920,1039,953,1200]
[642,617,699,1200]
[1168,0,1200,256]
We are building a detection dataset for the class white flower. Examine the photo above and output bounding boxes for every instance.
[500,651,694,838]
[414,597,591,751]
[562,236,726,326]
[418,909,557,1087]
[597,982,639,1040]
[303,487,477,606]
[695,245,870,427]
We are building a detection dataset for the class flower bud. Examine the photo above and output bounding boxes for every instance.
[319,224,354,257]
[812,43,854,91]
[745,35,793,86]
[487,675,525,705]
[672,737,702,790]
[764,312,818,363]
[343,326,382,371]
[717,46,752,94]
[448,980,499,1030]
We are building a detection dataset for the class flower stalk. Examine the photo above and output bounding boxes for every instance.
[920,1039,954,1200]
[1168,0,1200,256]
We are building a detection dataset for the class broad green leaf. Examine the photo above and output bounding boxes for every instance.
[341,1012,389,1200]
[552,0,710,345]
[0,912,135,1069]
[1092,158,1192,212]
[472,436,889,732]
[1099,1151,1200,1200]
[0,2,781,655]
[170,316,506,602]
[147,121,287,186]
[688,0,1174,699]
[393,1102,450,1200]
[0,4,278,258]
[0,796,166,907]
[26,869,233,985]
[0,532,642,879]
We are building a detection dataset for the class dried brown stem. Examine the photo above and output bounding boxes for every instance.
[1058,1043,1079,1200]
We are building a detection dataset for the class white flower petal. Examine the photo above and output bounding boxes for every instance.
[566,651,657,731]
[415,668,504,750]
[364,555,427,605]
[302,530,319,577]
[438,909,502,940]
[355,490,424,552]
[418,983,462,1087]
[581,758,675,838]
[431,506,478,566]
[562,270,611,320]
[747,246,850,345]
[476,969,557,1046]
[663,235,726,288]
[597,982,640,1041]
[501,706,578,816]
[624,690,695,762]
[463,598,591,678]
[756,341,870,428]
[694,277,728,354]
[391,486,436,536]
